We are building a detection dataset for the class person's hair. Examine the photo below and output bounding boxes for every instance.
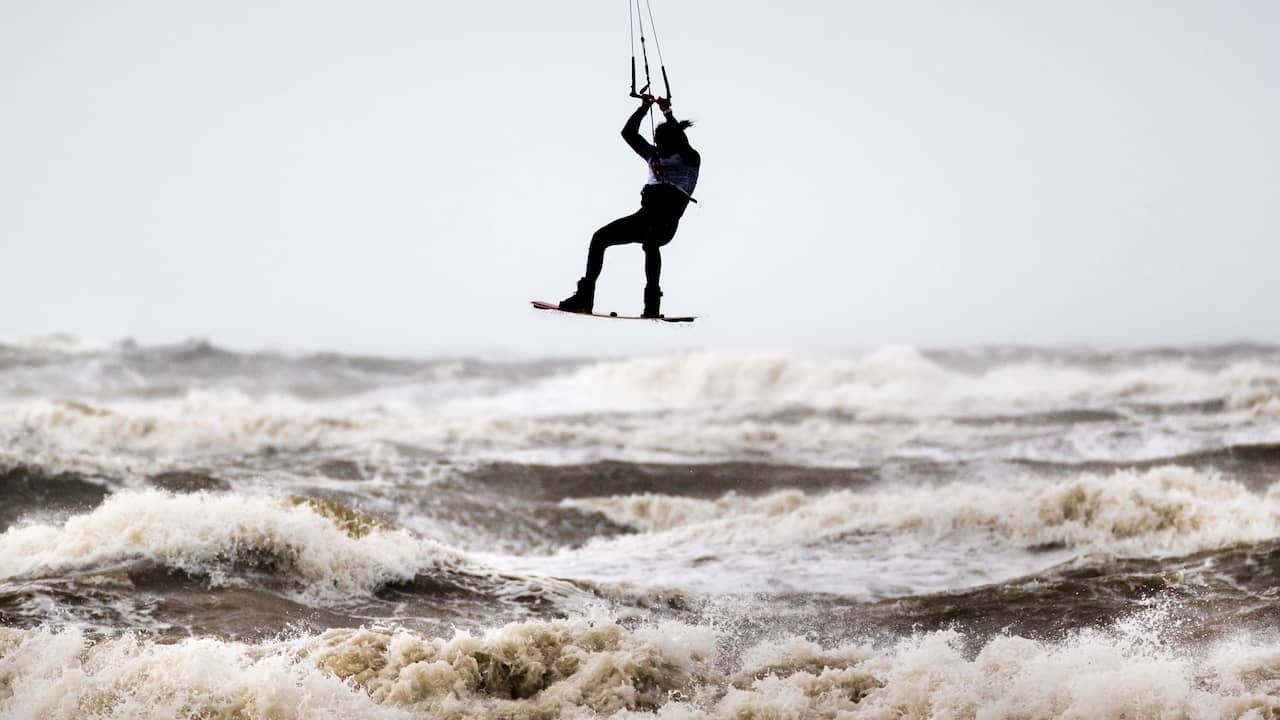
[655,119,695,146]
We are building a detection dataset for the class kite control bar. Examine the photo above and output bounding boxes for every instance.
[629,62,672,104]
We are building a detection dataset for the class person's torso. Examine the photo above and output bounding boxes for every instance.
[645,150,699,197]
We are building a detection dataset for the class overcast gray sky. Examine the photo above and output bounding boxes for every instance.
[2,1,1277,356]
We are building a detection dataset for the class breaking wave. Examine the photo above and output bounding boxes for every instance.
[569,465,1280,557]
[4,612,1280,719]
[0,491,470,597]
[710,618,1280,719]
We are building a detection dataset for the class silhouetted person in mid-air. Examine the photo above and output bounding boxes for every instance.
[558,96,699,318]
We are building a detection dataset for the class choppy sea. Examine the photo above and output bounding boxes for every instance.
[3,337,1280,718]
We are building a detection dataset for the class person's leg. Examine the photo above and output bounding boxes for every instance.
[560,209,648,313]
[641,217,679,318]
[642,244,663,318]
[642,243,662,288]
[586,210,648,282]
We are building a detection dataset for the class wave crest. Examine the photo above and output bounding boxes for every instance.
[569,466,1280,556]
[0,490,464,596]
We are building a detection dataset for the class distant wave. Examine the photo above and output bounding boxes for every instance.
[466,346,1280,416]
[0,337,580,399]
[0,332,131,354]
[2,343,1277,468]
[3,342,1277,413]
[0,397,398,456]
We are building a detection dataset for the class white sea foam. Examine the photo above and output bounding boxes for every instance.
[3,613,1279,719]
[0,490,467,596]
[714,617,1280,719]
[0,626,412,720]
[0,616,716,720]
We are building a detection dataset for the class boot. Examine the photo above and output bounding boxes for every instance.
[642,285,663,318]
[559,278,595,314]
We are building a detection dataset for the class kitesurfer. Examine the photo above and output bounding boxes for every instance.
[558,96,699,318]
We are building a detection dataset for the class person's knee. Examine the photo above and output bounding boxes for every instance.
[644,237,672,254]
[653,223,678,246]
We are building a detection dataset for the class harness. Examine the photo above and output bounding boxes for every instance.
[648,153,698,203]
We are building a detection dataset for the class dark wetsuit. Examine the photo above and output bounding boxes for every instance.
[583,105,701,289]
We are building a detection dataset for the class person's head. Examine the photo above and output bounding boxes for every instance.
[654,119,694,154]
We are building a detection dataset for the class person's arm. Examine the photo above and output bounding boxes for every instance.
[657,97,676,124]
[621,99,655,158]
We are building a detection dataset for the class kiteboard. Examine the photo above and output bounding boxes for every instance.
[531,300,696,323]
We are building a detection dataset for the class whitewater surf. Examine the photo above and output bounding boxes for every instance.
[3,340,1280,718]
